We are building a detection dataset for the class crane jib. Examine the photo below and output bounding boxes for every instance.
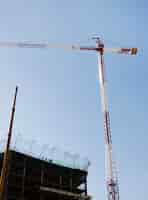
[17,43,48,48]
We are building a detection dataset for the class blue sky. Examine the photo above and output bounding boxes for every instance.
[0,0,147,199]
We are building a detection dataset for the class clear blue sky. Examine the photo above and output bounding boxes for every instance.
[0,0,147,199]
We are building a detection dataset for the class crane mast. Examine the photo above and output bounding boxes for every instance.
[96,38,119,200]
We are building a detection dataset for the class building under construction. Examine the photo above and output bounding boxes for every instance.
[0,150,90,200]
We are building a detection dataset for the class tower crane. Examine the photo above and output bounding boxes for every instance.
[0,38,137,200]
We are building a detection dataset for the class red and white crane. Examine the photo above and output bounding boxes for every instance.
[0,38,137,200]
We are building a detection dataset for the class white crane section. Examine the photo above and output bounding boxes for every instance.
[95,38,137,200]
[0,41,137,55]
[0,38,137,200]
